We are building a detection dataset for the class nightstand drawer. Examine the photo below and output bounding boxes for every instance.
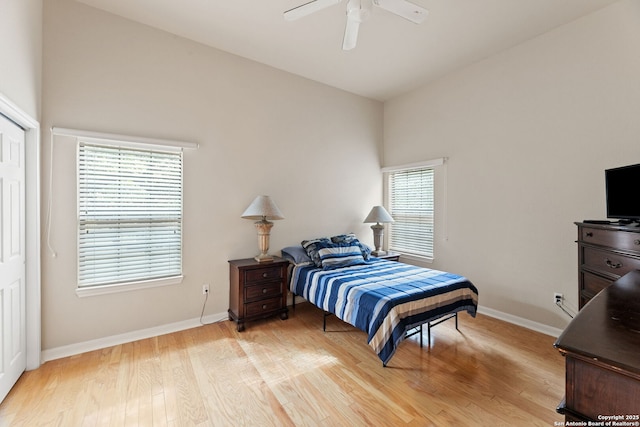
[245,282,282,302]
[245,297,282,317]
[244,266,283,284]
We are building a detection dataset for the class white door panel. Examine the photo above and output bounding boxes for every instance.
[0,114,26,403]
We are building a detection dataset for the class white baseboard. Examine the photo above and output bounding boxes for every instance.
[41,305,564,363]
[40,311,229,363]
[477,305,564,338]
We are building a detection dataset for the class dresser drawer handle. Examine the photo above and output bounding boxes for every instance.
[262,288,267,294]
[635,239,640,245]
[585,232,593,237]
[262,272,268,278]
[605,258,622,269]
[262,304,267,310]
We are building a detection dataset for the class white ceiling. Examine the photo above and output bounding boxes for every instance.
[75,0,618,101]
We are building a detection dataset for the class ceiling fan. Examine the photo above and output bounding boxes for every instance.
[284,0,428,51]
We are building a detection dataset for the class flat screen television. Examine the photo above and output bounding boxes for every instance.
[606,163,640,221]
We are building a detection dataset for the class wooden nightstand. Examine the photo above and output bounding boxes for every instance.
[375,252,400,262]
[228,257,289,332]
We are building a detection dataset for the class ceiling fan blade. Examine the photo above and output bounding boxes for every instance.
[342,15,360,50]
[284,0,342,21]
[373,0,428,24]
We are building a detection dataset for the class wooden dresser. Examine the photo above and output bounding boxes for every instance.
[576,222,640,308]
[228,257,289,332]
[555,270,640,422]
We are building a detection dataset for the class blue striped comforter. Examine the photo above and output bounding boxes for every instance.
[289,258,478,365]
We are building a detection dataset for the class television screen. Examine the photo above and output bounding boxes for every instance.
[606,163,640,220]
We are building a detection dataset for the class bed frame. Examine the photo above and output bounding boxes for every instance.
[292,294,460,366]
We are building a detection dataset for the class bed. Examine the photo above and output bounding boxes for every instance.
[282,235,479,366]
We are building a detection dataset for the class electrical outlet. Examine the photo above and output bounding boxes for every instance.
[554,292,563,304]
[202,284,209,295]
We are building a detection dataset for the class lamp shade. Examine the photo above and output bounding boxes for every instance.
[363,205,394,224]
[241,195,285,220]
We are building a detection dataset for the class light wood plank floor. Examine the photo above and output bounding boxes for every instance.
[0,303,565,426]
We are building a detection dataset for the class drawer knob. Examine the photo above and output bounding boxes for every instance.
[585,232,593,237]
[262,288,267,294]
[605,258,622,269]
[262,272,268,278]
[262,304,267,310]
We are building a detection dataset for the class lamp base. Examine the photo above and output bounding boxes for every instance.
[254,254,274,263]
[371,250,387,257]
[253,219,274,263]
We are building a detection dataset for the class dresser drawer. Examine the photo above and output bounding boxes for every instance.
[582,246,640,277]
[244,266,283,284]
[580,271,612,301]
[580,227,640,252]
[245,297,283,317]
[244,282,282,302]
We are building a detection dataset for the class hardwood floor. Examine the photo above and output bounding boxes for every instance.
[0,303,564,426]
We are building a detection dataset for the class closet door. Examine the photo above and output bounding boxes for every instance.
[0,113,26,403]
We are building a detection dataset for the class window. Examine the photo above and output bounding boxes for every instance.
[77,142,183,292]
[386,160,441,260]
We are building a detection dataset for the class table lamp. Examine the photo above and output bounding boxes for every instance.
[363,205,394,256]
[241,195,284,262]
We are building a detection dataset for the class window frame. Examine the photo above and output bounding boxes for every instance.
[383,158,445,263]
[75,138,186,298]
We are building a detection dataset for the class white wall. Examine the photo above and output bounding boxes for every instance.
[384,0,640,329]
[0,0,42,118]
[0,0,43,370]
[41,0,383,351]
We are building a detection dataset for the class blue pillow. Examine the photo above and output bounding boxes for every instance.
[331,233,372,260]
[316,241,367,270]
[301,237,332,267]
[281,245,313,265]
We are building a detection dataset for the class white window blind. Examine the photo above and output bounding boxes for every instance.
[77,143,183,287]
[388,167,435,259]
